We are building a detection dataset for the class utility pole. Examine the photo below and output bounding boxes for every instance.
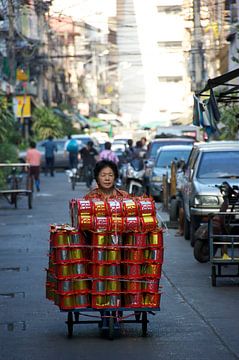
[193,0,204,91]
[8,0,15,85]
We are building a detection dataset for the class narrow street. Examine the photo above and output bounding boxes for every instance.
[0,172,239,360]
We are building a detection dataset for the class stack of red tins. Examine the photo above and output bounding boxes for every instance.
[46,224,91,310]
[46,197,164,310]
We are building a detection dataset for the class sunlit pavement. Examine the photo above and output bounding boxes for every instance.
[0,172,239,360]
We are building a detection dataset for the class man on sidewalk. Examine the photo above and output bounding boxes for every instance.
[42,135,57,176]
[26,141,41,191]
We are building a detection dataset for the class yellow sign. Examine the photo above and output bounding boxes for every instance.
[16,68,29,81]
[14,95,31,118]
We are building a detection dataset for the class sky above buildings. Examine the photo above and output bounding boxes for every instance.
[51,0,116,29]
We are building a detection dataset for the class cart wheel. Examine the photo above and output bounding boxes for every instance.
[108,316,114,340]
[13,194,17,209]
[71,177,76,191]
[142,312,148,337]
[67,312,74,338]
[211,265,216,287]
[74,312,79,322]
[135,311,141,321]
[28,192,32,209]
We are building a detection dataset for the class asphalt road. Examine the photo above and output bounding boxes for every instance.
[0,172,239,360]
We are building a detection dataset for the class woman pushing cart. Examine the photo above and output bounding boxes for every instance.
[46,160,164,339]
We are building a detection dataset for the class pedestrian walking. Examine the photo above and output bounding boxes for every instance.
[42,135,57,176]
[26,141,41,191]
[99,141,119,164]
[79,141,99,188]
[65,135,79,169]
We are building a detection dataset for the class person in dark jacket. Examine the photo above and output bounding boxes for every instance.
[42,135,57,176]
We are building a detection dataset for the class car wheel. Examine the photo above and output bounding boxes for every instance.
[190,217,200,246]
[184,216,190,240]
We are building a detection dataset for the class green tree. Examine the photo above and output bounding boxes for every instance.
[218,104,239,140]
[32,107,64,140]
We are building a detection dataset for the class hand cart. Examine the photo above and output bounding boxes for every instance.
[209,212,239,286]
[0,163,33,209]
[64,307,160,339]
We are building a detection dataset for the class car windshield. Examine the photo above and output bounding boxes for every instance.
[155,149,192,168]
[148,140,193,159]
[197,151,239,178]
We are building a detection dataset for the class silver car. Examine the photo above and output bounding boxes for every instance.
[182,141,239,244]
[149,145,193,201]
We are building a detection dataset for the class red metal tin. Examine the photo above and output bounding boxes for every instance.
[123,264,141,277]
[124,249,142,262]
[58,294,75,310]
[94,217,111,232]
[92,233,109,246]
[143,248,164,263]
[124,280,141,292]
[141,264,162,278]
[92,200,108,216]
[143,293,161,307]
[77,199,92,215]
[137,199,156,216]
[123,199,138,216]
[107,200,124,216]
[125,217,141,232]
[124,293,143,308]
[124,233,147,247]
[141,216,158,232]
[78,215,94,231]
[110,216,125,233]
[141,279,159,293]
[148,229,164,247]
[74,294,90,308]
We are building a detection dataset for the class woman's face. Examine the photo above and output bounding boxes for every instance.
[97,166,115,190]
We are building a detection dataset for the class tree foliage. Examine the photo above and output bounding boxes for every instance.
[218,104,239,140]
[0,97,17,143]
[32,107,64,140]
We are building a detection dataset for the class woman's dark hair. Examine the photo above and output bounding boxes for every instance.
[30,141,36,148]
[94,160,119,182]
[104,141,111,150]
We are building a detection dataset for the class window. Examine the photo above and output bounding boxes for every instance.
[197,151,239,178]
[157,41,182,48]
[157,5,182,14]
[158,76,183,82]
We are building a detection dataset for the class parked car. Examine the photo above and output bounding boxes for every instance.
[182,141,239,245]
[144,137,195,195]
[148,145,193,201]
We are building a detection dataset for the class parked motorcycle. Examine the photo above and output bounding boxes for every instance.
[194,182,239,263]
[126,158,145,195]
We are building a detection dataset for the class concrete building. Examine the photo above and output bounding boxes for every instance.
[116,0,193,126]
